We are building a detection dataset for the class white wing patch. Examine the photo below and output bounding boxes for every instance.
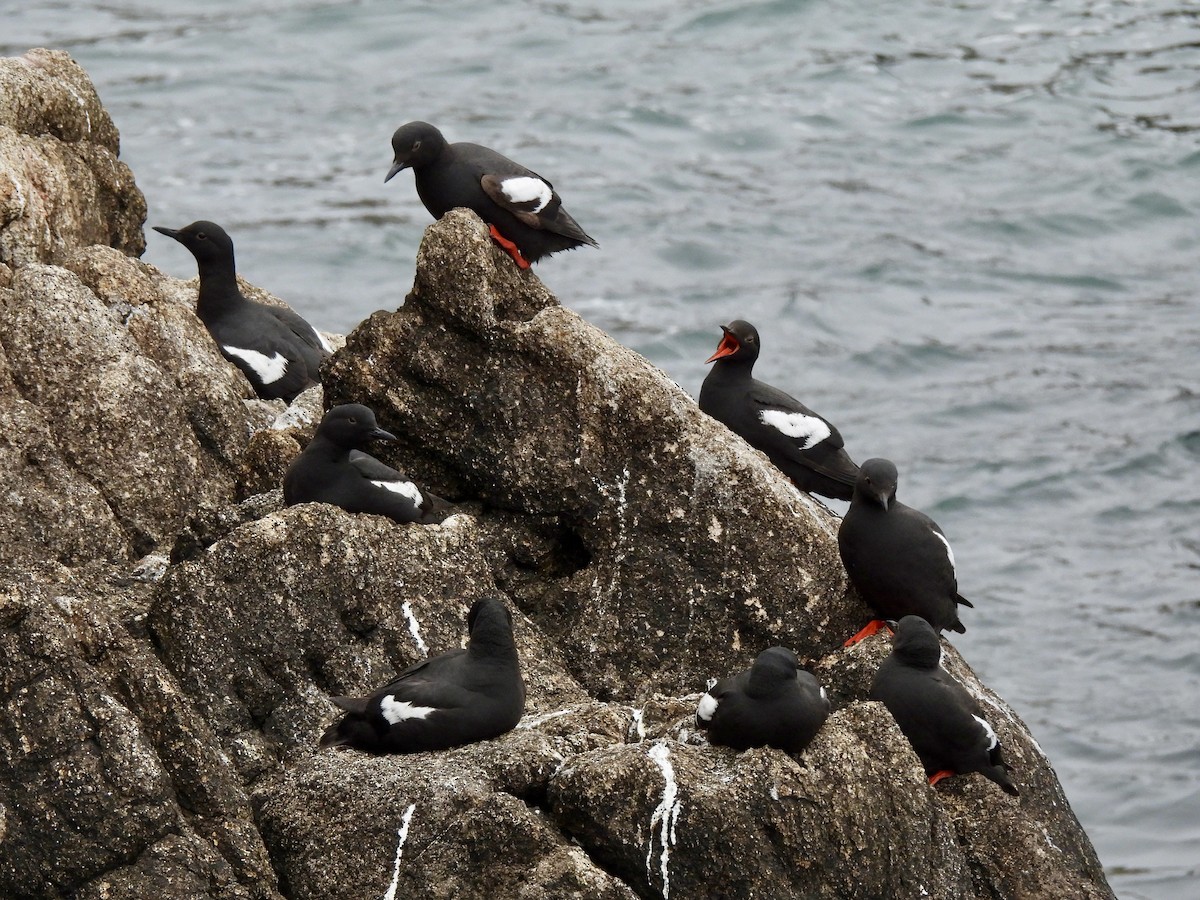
[380,695,437,724]
[932,530,956,575]
[371,479,424,506]
[222,345,288,384]
[759,409,832,450]
[696,693,719,722]
[499,175,552,213]
[972,714,999,751]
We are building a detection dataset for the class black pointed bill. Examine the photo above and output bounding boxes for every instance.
[370,427,398,442]
[384,160,409,183]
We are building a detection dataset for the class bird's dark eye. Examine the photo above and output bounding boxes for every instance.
[347,416,357,425]
[412,140,421,151]
[196,232,207,240]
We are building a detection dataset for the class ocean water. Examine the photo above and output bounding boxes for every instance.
[4,1,1198,896]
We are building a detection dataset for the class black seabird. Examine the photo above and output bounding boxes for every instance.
[384,121,597,269]
[699,320,859,500]
[319,598,526,754]
[838,458,973,645]
[152,220,329,402]
[283,403,449,525]
[869,616,1018,795]
[696,646,830,754]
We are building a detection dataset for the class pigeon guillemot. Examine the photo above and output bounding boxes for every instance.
[384,121,598,269]
[696,646,830,754]
[699,320,860,500]
[320,597,526,754]
[152,221,330,402]
[283,403,450,525]
[869,616,1018,795]
[838,458,973,645]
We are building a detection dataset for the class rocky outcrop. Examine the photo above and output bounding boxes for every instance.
[0,50,145,269]
[0,565,281,899]
[321,212,857,700]
[0,50,1113,900]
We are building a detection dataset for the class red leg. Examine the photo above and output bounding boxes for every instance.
[843,619,893,647]
[928,770,956,787]
[488,224,531,269]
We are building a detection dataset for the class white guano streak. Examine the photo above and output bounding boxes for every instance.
[630,707,647,740]
[516,708,573,730]
[758,409,831,449]
[646,743,683,900]
[222,345,288,384]
[382,803,417,900]
[401,601,428,654]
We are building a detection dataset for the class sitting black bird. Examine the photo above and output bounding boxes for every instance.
[320,598,526,754]
[870,616,1018,796]
[385,121,597,269]
[283,403,449,525]
[152,220,329,402]
[838,458,973,645]
[696,646,830,754]
[699,320,859,500]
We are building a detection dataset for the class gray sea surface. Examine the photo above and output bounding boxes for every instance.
[5,1,1198,896]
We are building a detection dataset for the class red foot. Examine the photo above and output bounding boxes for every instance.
[928,770,956,787]
[488,224,531,269]
[843,619,893,647]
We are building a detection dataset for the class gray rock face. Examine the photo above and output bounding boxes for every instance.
[0,568,280,900]
[322,211,858,701]
[0,50,145,268]
[0,49,1113,900]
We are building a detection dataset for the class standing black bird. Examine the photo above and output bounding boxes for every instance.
[152,220,329,402]
[699,320,860,500]
[384,121,598,269]
[838,458,973,645]
[870,616,1018,796]
[696,646,830,754]
[319,598,526,754]
[283,403,449,525]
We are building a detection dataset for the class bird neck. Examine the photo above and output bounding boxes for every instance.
[900,648,942,670]
[746,668,783,698]
[896,635,943,669]
[305,433,352,463]
[467,619,518,665]
[194,260,244,318]
[710,356,756,382]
